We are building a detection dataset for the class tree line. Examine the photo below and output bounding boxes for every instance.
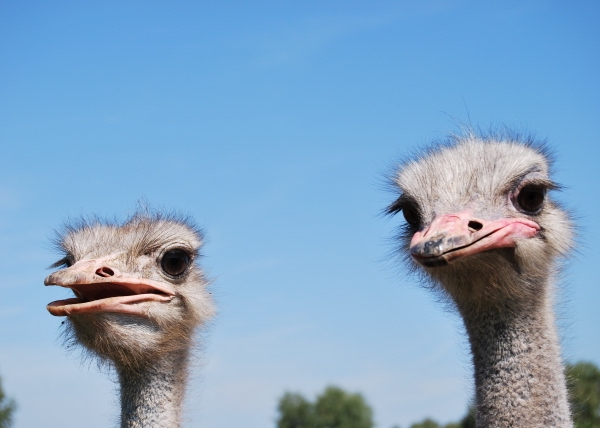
[276,361,600,428]
[0,360,598,427]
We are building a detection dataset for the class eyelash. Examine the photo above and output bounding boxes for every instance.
[50,255,73,269]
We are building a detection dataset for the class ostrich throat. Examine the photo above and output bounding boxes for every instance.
[455,275,572,428]
[118,349,190,428]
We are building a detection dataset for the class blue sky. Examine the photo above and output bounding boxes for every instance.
[0,1,599,427]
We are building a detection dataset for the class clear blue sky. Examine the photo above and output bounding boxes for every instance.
[1,1,599,427]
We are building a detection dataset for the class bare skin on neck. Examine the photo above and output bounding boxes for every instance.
[118,350,190,428]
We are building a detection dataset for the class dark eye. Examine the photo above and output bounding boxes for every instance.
[160,249,191,277]
[402,203,421,227]
[516,185,546,214]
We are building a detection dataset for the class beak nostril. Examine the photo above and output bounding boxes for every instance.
[95,267,115,277]
[468,221,483,232]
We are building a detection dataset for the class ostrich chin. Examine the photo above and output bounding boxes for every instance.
[64,301,190,369]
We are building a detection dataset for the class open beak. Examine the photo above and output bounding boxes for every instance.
[410,210,540,267]
[45,258,176,317]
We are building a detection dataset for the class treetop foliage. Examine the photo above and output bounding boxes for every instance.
[408,406,475,428]
[567,361,600,428]
[277,386,373,428]
[0,375,16,428]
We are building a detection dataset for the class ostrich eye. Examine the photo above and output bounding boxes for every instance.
[402,204,421,227]
[516,185,546,214]
[387,195,421,227]
[50,255,74,269]
[160,249,191,277]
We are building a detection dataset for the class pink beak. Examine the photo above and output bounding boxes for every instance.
[409,210,540,267]
[45,257,176,317]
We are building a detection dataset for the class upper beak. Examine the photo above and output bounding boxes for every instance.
[409,210,540,267]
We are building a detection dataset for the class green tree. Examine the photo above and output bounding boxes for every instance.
[276,386,374,428]
[409,418,441,428]
[408,405,475,428]
[567,361,600,428]
[314,386,373,428]
[0,375,16,428]
[278,392,316,428]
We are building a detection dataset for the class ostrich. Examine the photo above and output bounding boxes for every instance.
[387,131,574,427]
[45,211,214,428]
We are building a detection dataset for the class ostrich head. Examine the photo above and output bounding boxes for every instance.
[45,212,214,369]
[388,132,572,312]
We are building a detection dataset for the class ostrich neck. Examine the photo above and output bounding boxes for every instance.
[458,288,572,428]
[117,349,189,428]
